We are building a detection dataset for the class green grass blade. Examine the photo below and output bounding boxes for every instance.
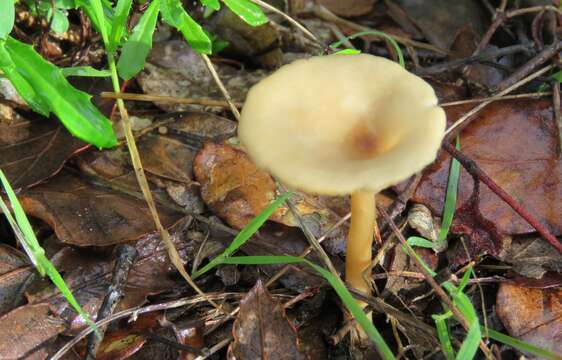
[117,0,160,80]
[61,66,111,77]
[161,0,212,54]
[328,30,405,68]
[483,328,561,360]
[438,137,461,246]
[89,0,111,46]
[432,312,455,360]
[406,236,436,249]
[456,322,481,360]
[223,0,268,26]
[108,0,133,54]
[75,0,114,39]
[2,36,117,148]
[0,0,14,40]
[191,192,292,278]
[0,170,99,336]
[333,49,362,55]
[221,255,395,360]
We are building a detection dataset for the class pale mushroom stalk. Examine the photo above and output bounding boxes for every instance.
[346,191,375,295]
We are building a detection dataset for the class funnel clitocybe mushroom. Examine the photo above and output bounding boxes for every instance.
[238,53,445,327]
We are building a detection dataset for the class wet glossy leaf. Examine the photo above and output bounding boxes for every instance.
[228,280,306,359]
[117,0,160,80]
[1,37,117,148]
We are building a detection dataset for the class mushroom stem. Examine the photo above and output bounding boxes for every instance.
[346,190,376,296]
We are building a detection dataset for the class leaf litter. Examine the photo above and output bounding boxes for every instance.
[1,0,562,359]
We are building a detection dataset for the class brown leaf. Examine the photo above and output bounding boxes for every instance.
[0,244,33,315]
[194,142,279,229]
[498,237,562,279]
[317,0,376,17]
[0,117,87,188]
[228,280,307,360]
[414,99,562,247]
[0,303,65,359]
[496,283,562,355]
[18,172,181,246]
[27,218,193,333]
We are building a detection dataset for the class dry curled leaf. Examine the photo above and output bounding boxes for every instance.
[496,283,562,356]
[228,280,307,360]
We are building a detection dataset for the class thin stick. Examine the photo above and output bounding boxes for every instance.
[377,206,494,359]
[442,142,562,256]
[553,81,562,158]
[101,92,240,109]
[440,92,550,107]
[444,65,553,139]
[200,54,241,121]
[251,0,320,44]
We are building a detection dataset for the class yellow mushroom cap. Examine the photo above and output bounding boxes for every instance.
[238,54,446,196]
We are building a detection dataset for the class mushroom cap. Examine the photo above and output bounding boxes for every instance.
[238,54,446,195]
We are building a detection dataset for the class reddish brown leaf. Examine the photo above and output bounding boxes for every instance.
[175,322,205,360]
[19,172,181,246]
[228,280,307,360]
[0,303,65,359]
[0,117,87,189]
[0,244,33,315]
[317,0,376,17]
[194,142,280,229]
[414,99,562,250]
[496,283,562,355]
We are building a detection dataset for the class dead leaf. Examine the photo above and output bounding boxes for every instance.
[317,0,376,17]
[0,116,87,189]
[414,99,562,254]
[496,283,562,356]
[0,303,65,359]
[228,280,307,360]
[394,0,487,50]
[0,244,33,315]
[193,142,279,230]
[498,237,562,279]
[19,171,181,247]
[28,218,193,334]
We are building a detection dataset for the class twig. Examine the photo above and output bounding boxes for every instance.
[442,142,562,256]
[444,65,553,140]
[553,81,562,158]
[377,206,494,359]
[101,92,241,109]
[86,245,138,360]
[311,4,449,55]
[440,91,550,107]
[494,41,562,91]
[200,54,241,121]
[250,0,320,45]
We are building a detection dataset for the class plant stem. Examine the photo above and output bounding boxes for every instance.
[106,52,221,310]
[346,191,375,295]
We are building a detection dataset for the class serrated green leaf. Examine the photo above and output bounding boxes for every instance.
[0,42,50,115]
[223,0,268,26]
[200,0,220,10]
[108,0,133,54]
[161,0,212,53]
[51,8,70,33]
[0,0,15,40]
[3,37,117,148]
[61,66,111,77]
[117,0,160,80]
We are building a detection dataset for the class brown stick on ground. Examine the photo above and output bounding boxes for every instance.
[442,142,562,256]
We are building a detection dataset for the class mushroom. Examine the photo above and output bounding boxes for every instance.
[238,53,445,299]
